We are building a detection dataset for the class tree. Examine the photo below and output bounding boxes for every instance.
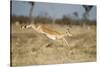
[73,11,79,20]
[73,12,78,18]
[28,2,35,22]
[62,15,71,25]
[82,5,93,20]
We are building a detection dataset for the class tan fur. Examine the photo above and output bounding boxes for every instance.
[22,24,72,47]
[38,25,62,35]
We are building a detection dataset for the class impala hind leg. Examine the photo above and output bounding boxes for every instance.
[45,39,55,47]
[38,39,54,48]
[31,41,53,54]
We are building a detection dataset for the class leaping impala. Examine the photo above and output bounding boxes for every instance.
[21,23,72,48]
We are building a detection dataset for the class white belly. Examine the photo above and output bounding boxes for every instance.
[45,34,57,40]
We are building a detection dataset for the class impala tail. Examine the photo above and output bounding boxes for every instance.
[21,24,35,29]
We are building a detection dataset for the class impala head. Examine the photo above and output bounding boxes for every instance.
[66,28,72,37]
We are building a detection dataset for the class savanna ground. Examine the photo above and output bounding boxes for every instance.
[11,23,96,66]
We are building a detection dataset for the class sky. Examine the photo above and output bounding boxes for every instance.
[11,1,96,20]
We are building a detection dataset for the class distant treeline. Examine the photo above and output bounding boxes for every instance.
[11,15,96,25]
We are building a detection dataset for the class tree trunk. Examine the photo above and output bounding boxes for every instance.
[29,5,33,18]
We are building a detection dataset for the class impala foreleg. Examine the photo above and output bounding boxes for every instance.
[62,38,70,48]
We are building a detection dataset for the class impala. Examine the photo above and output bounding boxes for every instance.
[22,23,72,48]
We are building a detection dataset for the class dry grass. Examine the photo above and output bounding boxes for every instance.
[11,23,96,66]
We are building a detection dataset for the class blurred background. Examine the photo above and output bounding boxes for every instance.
[11,1,96,25]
